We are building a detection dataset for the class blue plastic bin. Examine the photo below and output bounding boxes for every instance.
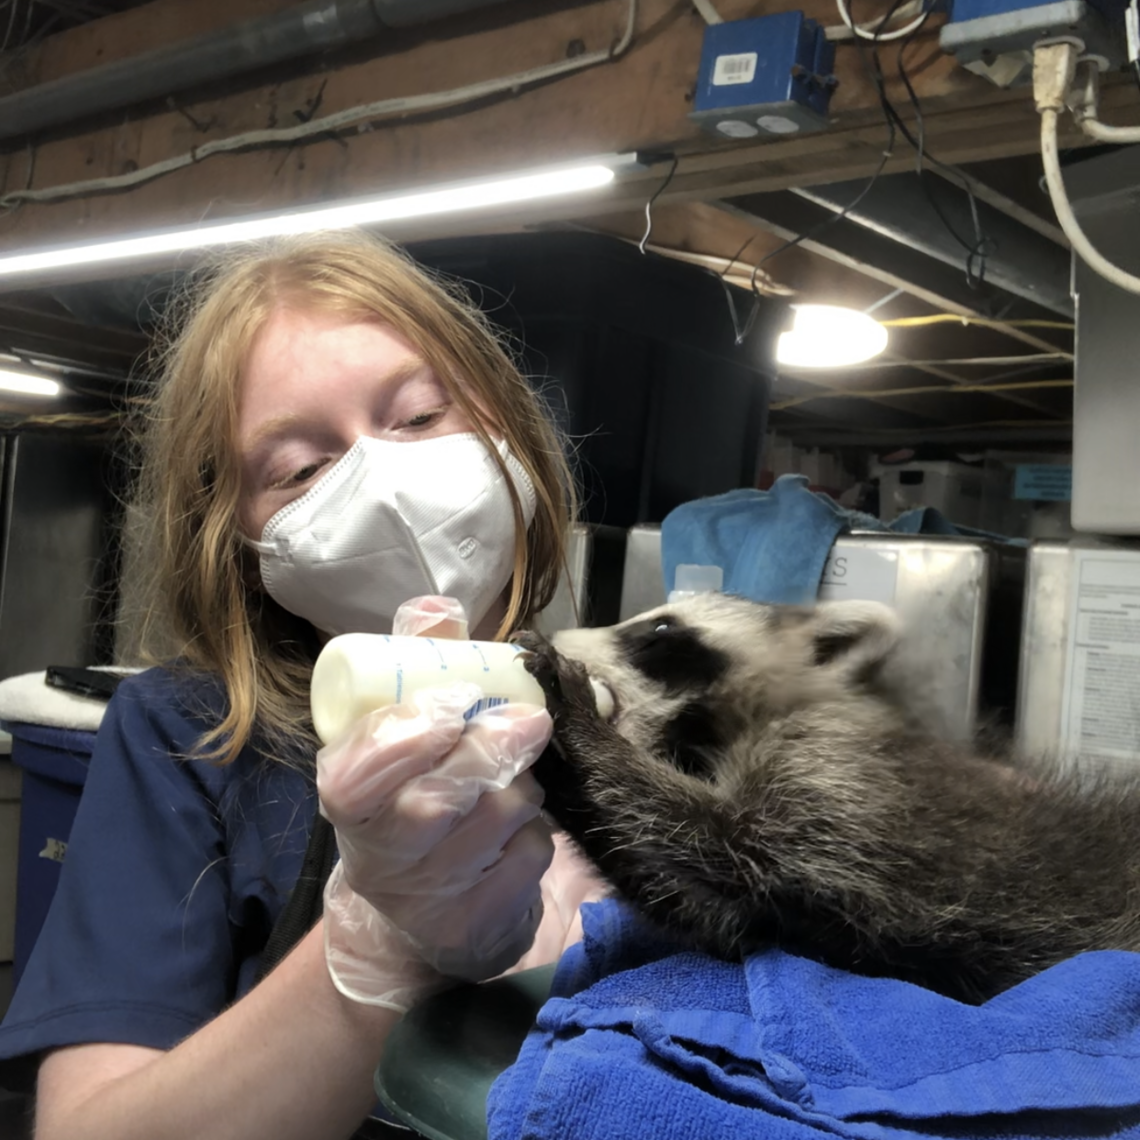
[2,722,96,985]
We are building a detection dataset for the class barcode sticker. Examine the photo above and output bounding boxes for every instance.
[464,696,510,721]
[713,52,758,86]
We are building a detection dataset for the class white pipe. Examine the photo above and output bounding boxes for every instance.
[1040,108,1140,295]
[832,0,929,42]
[1078,117,1140,143]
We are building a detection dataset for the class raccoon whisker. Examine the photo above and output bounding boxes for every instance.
[579,827,654,854]
[728,850,766,885]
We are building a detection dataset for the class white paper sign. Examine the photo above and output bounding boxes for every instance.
[817,547,899,606]
[1059,550,1140,763]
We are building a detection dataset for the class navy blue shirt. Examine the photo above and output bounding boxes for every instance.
[0,666,319,1085]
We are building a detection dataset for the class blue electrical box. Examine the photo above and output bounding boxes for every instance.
[941,0,1128,85]
[690,12,837,139]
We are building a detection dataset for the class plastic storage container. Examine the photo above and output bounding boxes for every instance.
[3,722,96,984]
[875,461,988,530]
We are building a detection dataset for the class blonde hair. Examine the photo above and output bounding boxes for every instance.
[130,230,576,765]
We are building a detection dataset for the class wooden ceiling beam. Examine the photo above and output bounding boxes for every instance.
[712,198,1068,353]
[0,0,1127,280]
[0,296,147,372]
[580,200,1068,426]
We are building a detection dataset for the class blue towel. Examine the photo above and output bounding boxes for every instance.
[661,475,1008,605]
[487,900,1140,1140]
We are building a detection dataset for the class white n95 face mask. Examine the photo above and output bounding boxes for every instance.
[248,433,537,636]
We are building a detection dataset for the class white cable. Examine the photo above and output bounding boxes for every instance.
[691,0,723,23]
[1040,107,1140,295]
[1078,117,1140,143]
[832,0,929,42]
[1065,55,1140,144]
[0,0,637,209]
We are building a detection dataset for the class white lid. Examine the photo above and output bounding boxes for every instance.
[669,564,724,601]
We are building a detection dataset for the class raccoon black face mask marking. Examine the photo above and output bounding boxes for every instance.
[516,595,1140,1004]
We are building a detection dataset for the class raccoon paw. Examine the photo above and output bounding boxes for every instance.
[515,632,599,722]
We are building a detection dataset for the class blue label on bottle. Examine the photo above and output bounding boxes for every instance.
[463,696,511,721]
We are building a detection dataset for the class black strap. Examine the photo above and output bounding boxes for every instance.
[255,813,417,1136]
[255,810,336,984]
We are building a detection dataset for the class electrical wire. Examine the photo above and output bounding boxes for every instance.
[895,38,997,287]
[638,155,678,254]
[716,118,899,344]
[2,0,22,54]
[0,5,65,90]
[833,0,930,42]
[783,352,1070,369]
[880,315,1074,330]
[826,0,926,40]
[771,377,1072,411]
[631,239,796,295]
[714,0,932,317]
[1062,56,1140,154]
[1039,107,1140,295]
[773,419,1072,437]
[0,0,637,210]
[845,0,997,290]
[706,0,966,345]
[1078,117,1140,143]
[691,0,723,24]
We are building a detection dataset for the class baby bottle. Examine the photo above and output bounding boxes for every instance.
[310,634,545,744]
[311,633,616,745]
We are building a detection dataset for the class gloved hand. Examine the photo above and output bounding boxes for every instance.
[387,594,470,640]
[317,598,555,1011]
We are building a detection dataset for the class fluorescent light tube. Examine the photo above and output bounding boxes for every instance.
[0,161,619,281]
[0,369,61,396]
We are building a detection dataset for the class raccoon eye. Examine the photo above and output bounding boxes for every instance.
[617,614,729,697]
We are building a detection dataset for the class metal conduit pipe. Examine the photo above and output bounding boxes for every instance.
[0,0,515,143]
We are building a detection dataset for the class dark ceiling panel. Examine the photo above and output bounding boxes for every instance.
[793,173,1073,318]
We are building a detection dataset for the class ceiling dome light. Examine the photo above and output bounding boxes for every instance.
[776,304,888,368]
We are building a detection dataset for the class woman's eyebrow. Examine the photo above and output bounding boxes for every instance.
[244,412,308,456]
[242,356,432,455]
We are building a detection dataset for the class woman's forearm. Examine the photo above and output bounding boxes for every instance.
[35,922,400,1140]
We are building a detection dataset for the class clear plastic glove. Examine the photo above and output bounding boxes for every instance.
[317,596,556,1010]
[391,595,470,640]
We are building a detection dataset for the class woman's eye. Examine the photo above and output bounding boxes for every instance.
[403,408,445,429]
[271,461,326,489]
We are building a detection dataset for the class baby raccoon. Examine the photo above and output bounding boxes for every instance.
[516,595,1140,1003]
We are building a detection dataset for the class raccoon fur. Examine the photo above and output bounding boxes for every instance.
[515,594,1140,1004]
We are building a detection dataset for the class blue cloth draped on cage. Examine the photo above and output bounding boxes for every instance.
[487,476,1140,1140]
[488,900,1140,1140]
[661,473,1014,606]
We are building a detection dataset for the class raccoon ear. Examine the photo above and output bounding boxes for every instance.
[808,601,901,681]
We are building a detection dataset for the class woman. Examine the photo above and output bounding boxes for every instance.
[0,231,601,1140]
